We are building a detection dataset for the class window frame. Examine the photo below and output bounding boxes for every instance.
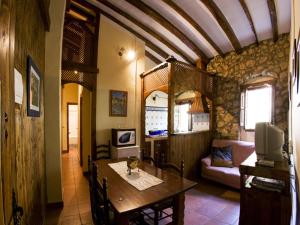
[241,80,275,131]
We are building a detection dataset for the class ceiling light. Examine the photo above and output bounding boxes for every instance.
[127,50,136,61]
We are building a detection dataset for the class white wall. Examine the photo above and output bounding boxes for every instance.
[145,57,158,71]
[96,16,145,145]
[61,83,79,151]
[44,0,65,203]
[291,0,300,196]
[290,1,300,224]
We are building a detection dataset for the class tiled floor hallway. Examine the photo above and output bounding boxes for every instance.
[45,146,240,225]
[45,147,93,225]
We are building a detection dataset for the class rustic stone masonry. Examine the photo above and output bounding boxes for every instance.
[207,34,290,139]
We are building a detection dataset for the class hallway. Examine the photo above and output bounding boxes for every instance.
[45,147,93,225]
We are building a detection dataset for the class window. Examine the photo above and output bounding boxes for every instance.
[242,85,273,130]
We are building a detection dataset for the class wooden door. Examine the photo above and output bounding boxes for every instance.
[67,103,78,152]
[0,0,16,224]
[80,96,83,166]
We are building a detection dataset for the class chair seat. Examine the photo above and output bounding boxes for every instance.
[151,198,173,211]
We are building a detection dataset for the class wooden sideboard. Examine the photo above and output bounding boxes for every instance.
[239,153,291,225]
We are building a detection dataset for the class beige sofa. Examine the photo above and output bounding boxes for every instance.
[201,139,255,189]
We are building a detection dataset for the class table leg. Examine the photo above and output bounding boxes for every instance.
[173,192,185,225]
[115,213,130,225]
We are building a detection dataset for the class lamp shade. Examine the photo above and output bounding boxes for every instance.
[188,92,204,114]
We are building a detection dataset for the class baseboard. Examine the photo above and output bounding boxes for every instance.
[46,201,64,209]
[83,171,89,177]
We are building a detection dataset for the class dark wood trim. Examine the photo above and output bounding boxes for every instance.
[91,12,100,167]
[62,61,99,73]
[46,201,64,209]
[145,50,162,65]
[99,10,169,61]
[80,96,83,166]
[66,0,71,12]
[239,0,258,45]
[125,0,208,63]
[267,0,278,42]
[99,0,194,64]
[141,62,169,78]
[67,103,78,153]
[201,0,242,53]
[39,0,50,31]
[163,0,223,56]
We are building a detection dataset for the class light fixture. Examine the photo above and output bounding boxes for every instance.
[188,91,204,114]
[126,50,136,61]
[74,70,78,74]
[118,47,136,61]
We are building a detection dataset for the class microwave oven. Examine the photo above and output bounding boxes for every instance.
[112,128,136,147]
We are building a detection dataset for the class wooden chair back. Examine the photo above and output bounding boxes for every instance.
[95,140,111,160]
[91,162,110,224]
[142,156,157,167]
[160,160,184,177]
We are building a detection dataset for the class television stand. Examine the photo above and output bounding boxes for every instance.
[239,153,291,225]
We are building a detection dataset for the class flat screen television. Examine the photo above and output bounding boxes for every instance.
[255,122,284,161]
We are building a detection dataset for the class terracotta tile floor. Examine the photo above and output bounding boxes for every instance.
[45,147,240,225]
[45,147,93,225]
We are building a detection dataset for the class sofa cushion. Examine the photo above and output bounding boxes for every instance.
[202,166,240,189]
[212,139,255,167]
[211,146,233,167]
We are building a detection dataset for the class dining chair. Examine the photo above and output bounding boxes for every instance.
[91,162,113,225]
[143,159,184,225]
[88,156,96,221]
[95,140,111,160]
[89,156,147,225]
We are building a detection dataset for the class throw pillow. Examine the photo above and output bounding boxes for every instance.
[211,145,233,167]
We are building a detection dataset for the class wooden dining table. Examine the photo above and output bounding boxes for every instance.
[96,159,197,225]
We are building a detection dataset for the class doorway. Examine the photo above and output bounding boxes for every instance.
[67,103,78,152]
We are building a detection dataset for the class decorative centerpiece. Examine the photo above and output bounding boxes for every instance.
[127,156,139,175]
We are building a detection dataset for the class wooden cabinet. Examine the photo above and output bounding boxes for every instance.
[144,137,168,167]
[239,153,291,225]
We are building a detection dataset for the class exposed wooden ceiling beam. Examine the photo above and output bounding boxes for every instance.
[39,0,51,31]
[125,0,209,63]
[66,0,72,11]
[163,0,223,57]
[98,0,194,64]
[98,9,169,60]
[239,0,258,45]
[145,50,163,65]
[201,0,242,53]
[267,0,278,42]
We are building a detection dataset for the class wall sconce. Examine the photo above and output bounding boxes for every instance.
[118,47,136,61]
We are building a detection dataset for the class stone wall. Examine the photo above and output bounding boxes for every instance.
[207,34,290,140]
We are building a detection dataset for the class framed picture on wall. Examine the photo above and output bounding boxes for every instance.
[27,56,41,117]
[292,38,297,85]
[109,90,128,117]
[297,29,300,93]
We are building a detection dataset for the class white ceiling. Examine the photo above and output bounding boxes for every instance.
[86,0,291,64]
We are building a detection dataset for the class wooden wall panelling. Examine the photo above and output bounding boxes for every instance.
[0,0,16,224]
[169,131,212,179]
[14,0,46,224]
